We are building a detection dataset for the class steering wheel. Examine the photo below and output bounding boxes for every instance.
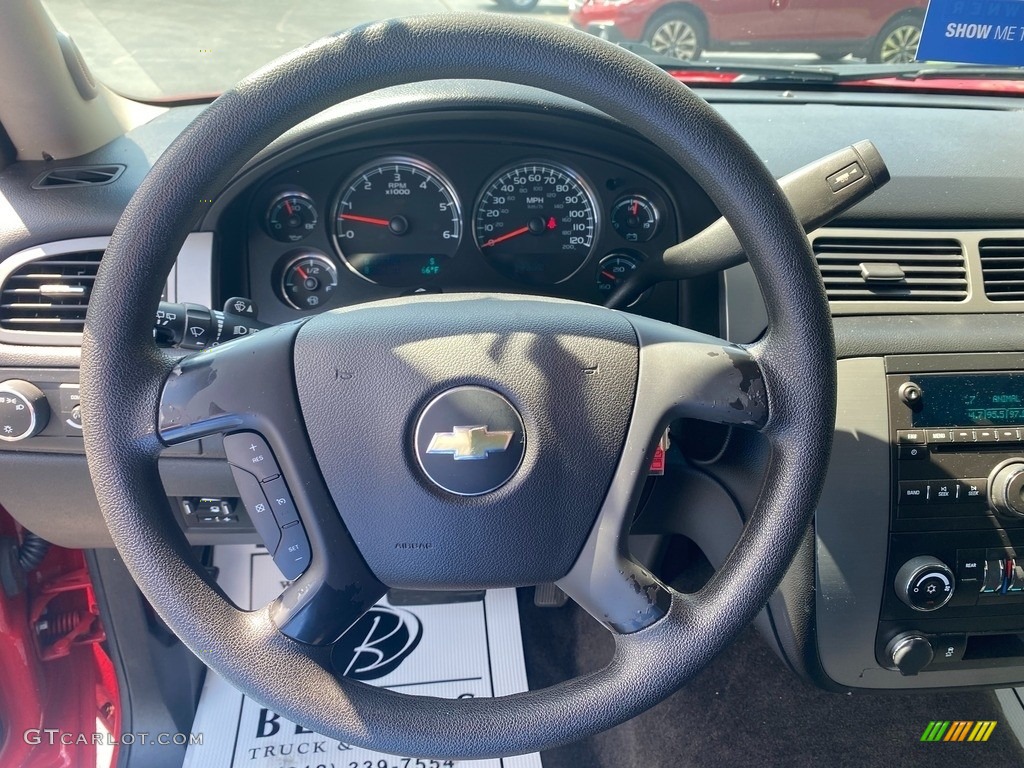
[81,14,835,759]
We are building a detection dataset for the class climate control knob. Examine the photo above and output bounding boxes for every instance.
[989,459,1024,519]
[895,556,955,612]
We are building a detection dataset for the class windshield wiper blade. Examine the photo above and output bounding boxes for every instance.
[616,42,842,83]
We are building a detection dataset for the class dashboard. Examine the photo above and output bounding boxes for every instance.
[223,111,705,326]
[5,80,1024,697]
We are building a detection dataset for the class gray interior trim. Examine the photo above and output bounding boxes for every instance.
[171,231,213,307]
[815,357,892,688]
[0,233,212,345]
[724,226,1024,345]
[0,0,163,161]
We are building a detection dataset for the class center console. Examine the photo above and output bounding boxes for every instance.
[815,353,1024,690]
[880,370,1024,675]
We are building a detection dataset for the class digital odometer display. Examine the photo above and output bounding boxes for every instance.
[910,373,1024,427]
[474,161,598,285]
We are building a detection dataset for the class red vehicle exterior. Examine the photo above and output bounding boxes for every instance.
[569,0,929,62]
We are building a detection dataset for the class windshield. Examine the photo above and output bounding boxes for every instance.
[39,0,1024,100]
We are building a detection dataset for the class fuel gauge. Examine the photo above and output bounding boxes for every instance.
[611,194,659,243]
[278,251,338,310]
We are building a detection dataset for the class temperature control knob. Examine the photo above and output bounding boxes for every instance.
[0,380,50,442]
[895,556,955,612]
[989,459,1024,519]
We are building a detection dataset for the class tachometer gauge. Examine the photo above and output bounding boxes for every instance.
[332,157,461,286]
[474,161,598,284]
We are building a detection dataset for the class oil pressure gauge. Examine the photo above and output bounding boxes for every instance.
[266,192,319,243]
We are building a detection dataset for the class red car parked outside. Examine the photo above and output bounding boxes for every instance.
[569,0,928,63]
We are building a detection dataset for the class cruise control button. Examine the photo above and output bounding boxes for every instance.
[898,481,929,504]
[224,432,281,481]
[275,523,311,580]
[261,474,299,528]
[229,465,281,554]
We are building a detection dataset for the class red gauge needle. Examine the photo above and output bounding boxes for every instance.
[481,225,530,248]
[631,200,639,216]
[295,265,309,280]
[340,213,391,226]
[283,199,294,216]
[601,270,616,281]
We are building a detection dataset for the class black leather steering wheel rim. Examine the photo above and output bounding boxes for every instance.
[81,14,835,759]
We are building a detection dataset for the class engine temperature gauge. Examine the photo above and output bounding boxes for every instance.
[596,252,643,303]
[278,251,338,310]
[611,194,659,243]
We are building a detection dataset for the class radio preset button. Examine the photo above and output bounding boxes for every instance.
[952,429,975,443]
[998,428,1022,442]
[976,429,998,443]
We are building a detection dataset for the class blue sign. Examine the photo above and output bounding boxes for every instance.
[918,0,1024,65]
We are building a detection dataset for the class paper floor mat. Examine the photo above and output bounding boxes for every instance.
[183,545,542,768]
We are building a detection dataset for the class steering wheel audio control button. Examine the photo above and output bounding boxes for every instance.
[229,465,282,554]
[224,432,281,481]
[275,522,311,580]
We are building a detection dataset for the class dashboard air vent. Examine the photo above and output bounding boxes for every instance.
[979,239,1024,302]
[0,250,102,333]
[31,164,124,189]
[812,236,967,302]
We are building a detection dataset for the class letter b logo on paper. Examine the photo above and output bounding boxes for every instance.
[334,606,422,680]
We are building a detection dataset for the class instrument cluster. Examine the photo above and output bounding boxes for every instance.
[242,137,687,323]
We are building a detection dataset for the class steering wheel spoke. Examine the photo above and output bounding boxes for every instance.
[158,324,386,645]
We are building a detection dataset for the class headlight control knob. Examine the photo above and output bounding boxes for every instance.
[895,556,955,612]
[989,459,1024,519]
[0,380,50,442]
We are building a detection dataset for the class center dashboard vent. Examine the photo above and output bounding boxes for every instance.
[31,164,124,189]
[0,250,103,334]
[979,239,1024,302]
[812,236,967,302]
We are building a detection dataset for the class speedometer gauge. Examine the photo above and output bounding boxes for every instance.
[332,157,461,286]
[474,161,599,284]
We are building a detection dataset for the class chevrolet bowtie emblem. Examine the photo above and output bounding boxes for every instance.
[426,425,514,461]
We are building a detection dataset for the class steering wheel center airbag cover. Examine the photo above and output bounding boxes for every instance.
[293,294,638,588]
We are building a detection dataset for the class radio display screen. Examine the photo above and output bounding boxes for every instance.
[911,373,1024,427]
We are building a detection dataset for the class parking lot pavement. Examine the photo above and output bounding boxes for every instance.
[41,0,573,99]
